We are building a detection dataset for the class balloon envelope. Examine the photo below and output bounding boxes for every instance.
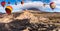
[8,2,10,4]
[43,3,46,7]
[1,1,6,7]
[15,2,17,5]
[5,6,13,15]
[50,2,56,10]
[21,1,24,5]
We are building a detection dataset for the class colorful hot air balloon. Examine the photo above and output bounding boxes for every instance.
[5,6,13,15]
[50,2,56,10]
[1,1,6,7]
[21,1,24,5]
[8,0,10,4]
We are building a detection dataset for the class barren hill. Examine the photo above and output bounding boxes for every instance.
[0,10,60,31]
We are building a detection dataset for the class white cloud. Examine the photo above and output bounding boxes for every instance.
[52,0,60,4]
[8,1,46,12]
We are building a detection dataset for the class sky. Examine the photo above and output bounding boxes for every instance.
[0,0,60,13]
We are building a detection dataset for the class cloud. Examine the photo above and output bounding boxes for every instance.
[52,0,60,4]
[0,6,6,13]
[9,1,46,12]
[0,0,60,13]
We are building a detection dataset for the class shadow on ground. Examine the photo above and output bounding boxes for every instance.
[0,19,59,31]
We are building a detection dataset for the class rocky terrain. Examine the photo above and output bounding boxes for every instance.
[0,10,60,31]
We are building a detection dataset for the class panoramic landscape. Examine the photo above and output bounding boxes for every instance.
[0,0,60,31]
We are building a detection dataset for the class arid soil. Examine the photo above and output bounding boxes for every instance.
[0,10,60,31]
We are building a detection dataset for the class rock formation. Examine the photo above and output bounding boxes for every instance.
[0,10,60,31]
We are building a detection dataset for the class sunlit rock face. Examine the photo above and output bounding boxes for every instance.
[0,14,14,23]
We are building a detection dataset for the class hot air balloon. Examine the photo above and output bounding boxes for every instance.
[21,0,24,5]
[43,3,46,7]
[15,0,17,5]
[8,1,10,4]
[50,2,56,10]
[1,1,6,7]
[5,6,13,15]
[15,2,17,5]
[42,0,46,7]
[8,0,10,4]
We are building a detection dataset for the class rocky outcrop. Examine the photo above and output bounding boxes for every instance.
[0,14,14,23]
[0,10,60,31]
[15,10,49,24]
[0,19,59,31]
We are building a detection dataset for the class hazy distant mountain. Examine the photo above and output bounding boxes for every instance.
[27,7,40,11]
[23,7,41,11]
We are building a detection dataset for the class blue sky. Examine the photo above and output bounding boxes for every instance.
[0,0,60,13]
